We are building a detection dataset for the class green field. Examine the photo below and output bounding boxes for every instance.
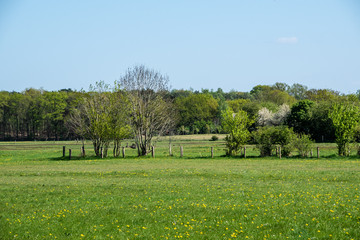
[0,136,359,239]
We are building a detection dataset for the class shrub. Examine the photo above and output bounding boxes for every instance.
[222,109,253,156]
[292,134,314,157]
[210,135,219,141]
[253,126,296,157]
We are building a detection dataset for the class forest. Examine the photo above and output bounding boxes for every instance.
[1,72,360,156]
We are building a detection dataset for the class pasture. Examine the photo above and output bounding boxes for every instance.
[0,136,359,239]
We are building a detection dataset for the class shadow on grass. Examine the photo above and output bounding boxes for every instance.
[49,155,143,161]
[49,153,360,161]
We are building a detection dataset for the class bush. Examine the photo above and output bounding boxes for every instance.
[253,126,296,157]
[210,135,219,141]
[292,134,314,157]
[222,109,253,156]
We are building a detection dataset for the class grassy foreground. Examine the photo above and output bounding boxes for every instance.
[0,138,359,239]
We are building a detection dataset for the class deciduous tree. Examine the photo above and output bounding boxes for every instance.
[329,103,360,156]
[117,65,174,156]
[222,109,253,156]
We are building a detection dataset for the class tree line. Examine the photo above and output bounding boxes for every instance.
[1,65,360,156]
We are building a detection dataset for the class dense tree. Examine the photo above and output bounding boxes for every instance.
[227,99,251,113]
[175,93,219,131]
[288,83,308,100]
[305,89,340,102]
[43,91,68,140]
[250,85,295,105]
[0,91,10,139]
[329,103,360,156]
[309,102,335,142]
[286,100,314,135]
[224,90,251,100]
[273,82,290,92]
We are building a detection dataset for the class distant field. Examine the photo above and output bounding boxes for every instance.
[0,137,359,239]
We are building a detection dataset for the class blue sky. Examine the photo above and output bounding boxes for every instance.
[0,0,359,93]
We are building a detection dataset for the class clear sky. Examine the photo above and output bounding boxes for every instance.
[1,0,360,93]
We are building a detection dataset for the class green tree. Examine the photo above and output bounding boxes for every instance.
[273,82,290,92]
[286,100,314,135]
[23,88,45,140]
[329,103,360,156]
[109,91,132,157]
[175,93,219,129]
[288,83,308,100]
[0,91,10,139]
[68,82,129,157]
[222,109,253,156]
[43,91,68,140]
[309,102,335,142]
[305,89,340,102]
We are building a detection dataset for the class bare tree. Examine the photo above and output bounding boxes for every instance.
[117,65,174,156]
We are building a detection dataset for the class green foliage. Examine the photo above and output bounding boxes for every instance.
[250,85,296,105]
[287,100,314,134]
[43,91,68,139]
[292,134,314,157]
[329,103,360,156]
[309,102,335,142]
[68,82,131,157]
[222,109,253,156]
[210,135,219,141]
[192,120,216,134]
[253,126,296,157]
[227,99,250,113]
[305,89,340,102]
[175,93,219,127]
[288,83,308,100]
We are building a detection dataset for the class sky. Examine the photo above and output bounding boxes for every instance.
[0,0,360,93]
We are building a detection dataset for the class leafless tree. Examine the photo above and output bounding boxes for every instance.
[117,65,174,156]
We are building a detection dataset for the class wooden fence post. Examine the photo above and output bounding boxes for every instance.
[317,147,320,159]
[310,149,313,158]
[279,146,281,159]
[152,146,155,158]
[180,146,183,158]
[244,146,246,158]
[81,146,85,157]
[169,144,172,156]
[122,147,125,158]
[69,149,71,160]
[211,147,214,158]
[63,146,66,157]
[101,147,103,159]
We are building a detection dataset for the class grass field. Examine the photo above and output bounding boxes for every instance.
[0,136,360,239]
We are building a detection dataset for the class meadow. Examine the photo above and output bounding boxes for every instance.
[0,135,359,239]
